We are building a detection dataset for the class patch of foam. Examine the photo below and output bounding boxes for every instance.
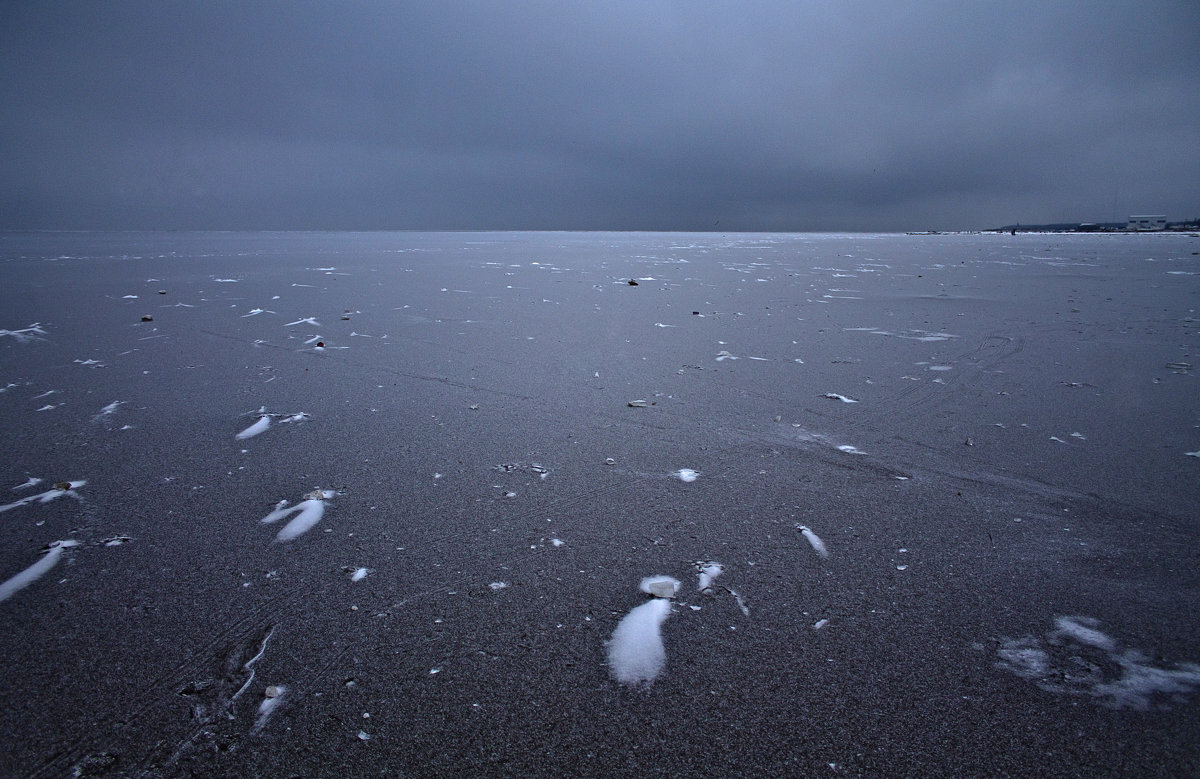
[10,477,43,492]
[675,468,698,483]
[797,525,830,558]
[0,540,80,604]
[607,598,672,685]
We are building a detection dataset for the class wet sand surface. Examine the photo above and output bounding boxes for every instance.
[1,230,1198,776]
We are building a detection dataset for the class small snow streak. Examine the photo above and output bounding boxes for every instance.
[797,525,830,558]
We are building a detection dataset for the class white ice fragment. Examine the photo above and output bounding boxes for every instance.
[549,538,565,547]
[1186,451,1200,458]
[0,540,79,604]
[639,575,680,598]
[236,416,271,440]
[10,478,42,492]
[285,316,321,327]
[836,444,867,455]
[797,525,830,558]
[357,730,371,741]
[489,581,509,591]
[928,365,952,371]
[714,350,738,361]
[607,598,672,685]
[813,618,830,630]
[822,393,859,403]
[675,468,698,482]
[351,567,368,582]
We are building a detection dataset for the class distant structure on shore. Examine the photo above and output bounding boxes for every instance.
[1126,214,1167,231]
[988,214,1199,234]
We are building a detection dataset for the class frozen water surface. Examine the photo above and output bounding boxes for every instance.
[1,231,1199,776]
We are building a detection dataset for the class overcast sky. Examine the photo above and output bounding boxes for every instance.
[2,1,1197,232]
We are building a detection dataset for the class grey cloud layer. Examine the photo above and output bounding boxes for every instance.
[2,1,1197,230]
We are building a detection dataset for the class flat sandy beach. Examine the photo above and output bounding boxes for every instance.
[1,230,1198,776]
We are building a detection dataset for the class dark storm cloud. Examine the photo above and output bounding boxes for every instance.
[2,0,1198,230]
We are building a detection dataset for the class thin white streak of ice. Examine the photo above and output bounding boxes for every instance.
[607,598,672,685]
[232,626,275,702]
[0,540,79,603]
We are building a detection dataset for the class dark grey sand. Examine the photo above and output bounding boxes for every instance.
[1,231,1198,776]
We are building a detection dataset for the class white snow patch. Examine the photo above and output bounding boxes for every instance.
[253,685,287,732]
[0,481,86,513]
[261,492,334,542]
[797,525,830,558]
[0,540,80,604]
[236,416,271,440]
[696,562,723,592]
[607,598,672,685]
[0,324,47,343]
[1052,616,1116,651]
[997,616,1200,710]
